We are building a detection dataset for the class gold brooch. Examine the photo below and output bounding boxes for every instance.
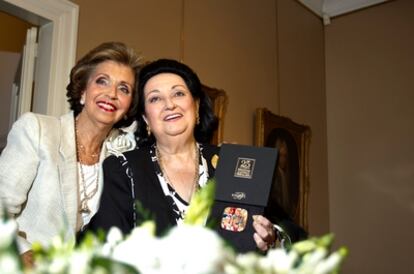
[211,154,219,169]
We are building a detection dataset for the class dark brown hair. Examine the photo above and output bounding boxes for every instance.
[136,59,218,145]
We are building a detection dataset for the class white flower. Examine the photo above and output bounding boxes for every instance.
[69,250,93,274]
[0,194,348,274]
[235,253,259,270]
[105,121,137,157]
[300,247,328,267]
[0,254,21,274]
[106,227,123,246]
[48,256,67,273]
[0,256,21,274]
[313,248,348,274]
[222,263,240,274]
[111,223,161,273]
[101,227,124,256]
[0,219,17,247]
[265,249,298,273]
[155,225,231,274]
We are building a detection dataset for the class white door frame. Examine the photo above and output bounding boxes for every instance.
[18,26,37,116]
[1,0,78,116]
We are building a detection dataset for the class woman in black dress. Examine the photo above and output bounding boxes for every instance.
[86,59,279,252]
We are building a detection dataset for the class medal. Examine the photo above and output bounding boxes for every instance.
[220,207,248,232]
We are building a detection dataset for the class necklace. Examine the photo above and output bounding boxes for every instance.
[156,143,200,202]
[75,119,100,214]
[77,143,99,159]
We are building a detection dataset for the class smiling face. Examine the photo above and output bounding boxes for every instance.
[80,60,134,127]
[143,73,199,143]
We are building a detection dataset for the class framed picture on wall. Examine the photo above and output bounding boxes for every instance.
[202,84,228,146]
[254,108,311,231]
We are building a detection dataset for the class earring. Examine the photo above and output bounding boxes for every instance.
[146,125,151,137]
[80,97,85,105]
[196,112,200,125]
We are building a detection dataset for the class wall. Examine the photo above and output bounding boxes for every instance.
[71,0,329,236]
[72,0,182,60]
[277,0,328,236]
[325,0,414,273]
[4,1,412,271]
[0,10,31,149]
[183,0,279,145]
[0,10,32,52]
[0,52,21,149]
[72,0,279,145]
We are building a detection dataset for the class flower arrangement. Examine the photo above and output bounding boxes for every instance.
[0,218,21,273]
[0,182,347,274]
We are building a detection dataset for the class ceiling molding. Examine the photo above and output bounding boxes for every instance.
[299,0,389,19]
[323,0,388,17]
[299,0,324,17]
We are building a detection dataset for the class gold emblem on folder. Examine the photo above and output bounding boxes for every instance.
[234,158,255,179]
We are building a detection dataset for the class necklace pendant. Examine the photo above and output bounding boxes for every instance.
[80,203,91,214]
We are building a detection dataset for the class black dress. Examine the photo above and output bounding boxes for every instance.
[84,143,219,236]
[83,143,306,243]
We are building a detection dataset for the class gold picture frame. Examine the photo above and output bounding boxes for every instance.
[202,84,229,146]
[254,108,311,231]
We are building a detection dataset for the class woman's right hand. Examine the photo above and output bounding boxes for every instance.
[21,250,34,269]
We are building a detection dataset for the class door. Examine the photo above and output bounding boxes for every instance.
[13,26,37,119]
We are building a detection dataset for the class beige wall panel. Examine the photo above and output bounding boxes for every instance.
[0,11,32,52]
[277,0,328,235]
[72,0,183,61]
[325,0,414,272]
[183,0,278,145]
[72,0,328,242]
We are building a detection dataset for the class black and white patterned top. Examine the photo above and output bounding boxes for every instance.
[149,143,210,225]
[84,143,219,238]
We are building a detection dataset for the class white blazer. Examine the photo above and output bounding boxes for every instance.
[0,112,129,252]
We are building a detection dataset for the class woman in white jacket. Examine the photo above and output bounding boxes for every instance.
[0,41,141,267]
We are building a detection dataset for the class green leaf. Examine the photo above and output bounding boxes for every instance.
[184,178,216,225]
